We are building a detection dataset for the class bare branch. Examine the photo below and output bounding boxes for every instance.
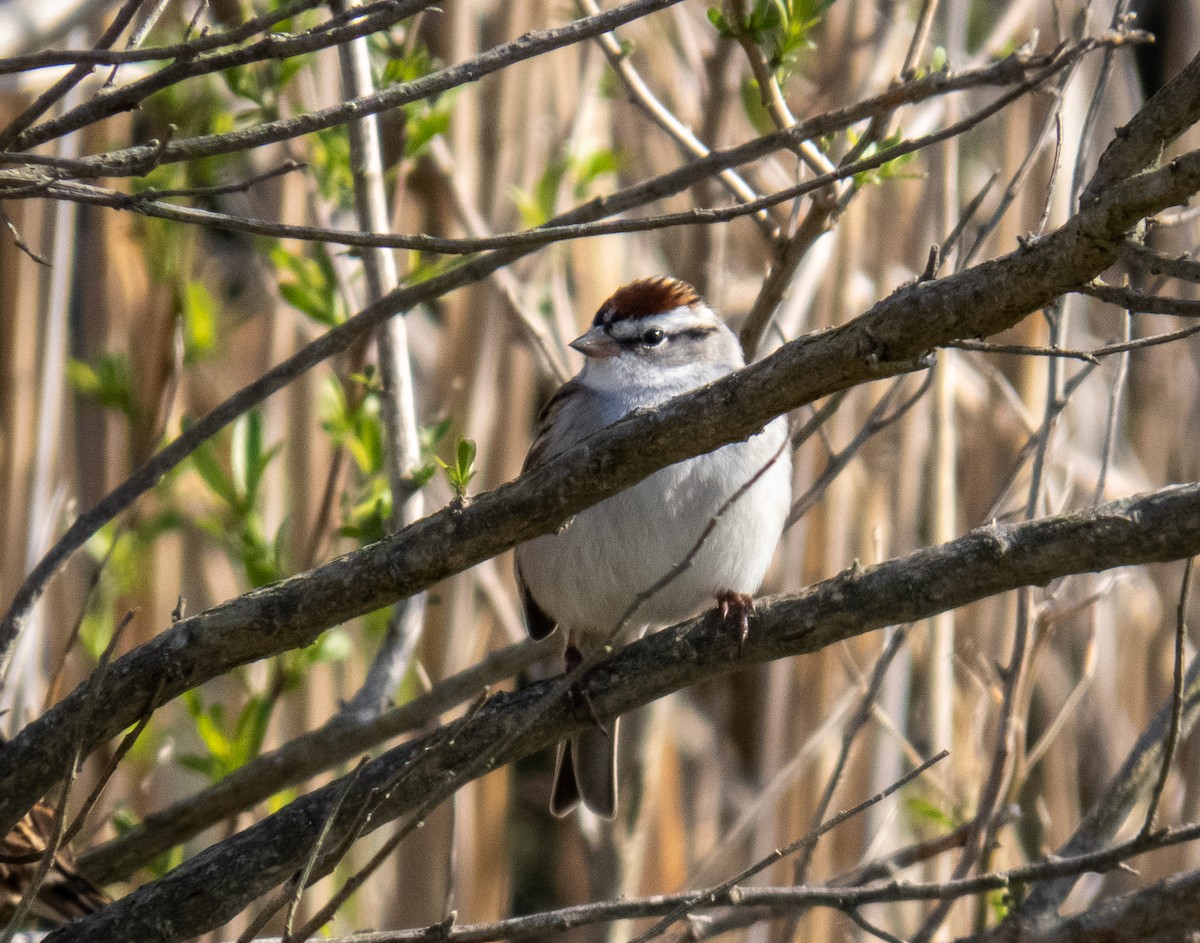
[0,0,146,151]
[5,0,439,153]
[5,124,1200,835]
[5,0,687,171]
[1120,238,1200,282]
[1139,557,1192,837]
[0,0,333,73]
[37,482,1200,943]
[78,637,554,884]
[1078,279,1200,315]
[1008,655,1200,921]
[627,752,948,943]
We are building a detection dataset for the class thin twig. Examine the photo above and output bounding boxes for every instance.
[578,0,774,238]
[790,392,848,450]
[786,372,934,527]
[9,0,686,165]
[842,907,909,943]
[7,0,439,153]
[1093,309,1132,503]
[792,626,912,884]
[901,0,941,77]
[1140,556,1193,838]
[283,698,489,942]
[940,171,998,263]
[625,751,948,943]
[426,137,570,382]
[962,62,1069,269]
[0,0,146,151]
[60,678,164,850]
[980,363,1096,525]
[1120,239,1200,283]
[1068,0,1133,214]
[943,339,1098,362]
[0,751,80,943]
[0,0,331,73]
[180,821,1200,943]
[280,759,367,941]
[1079,280,1200,315]
[0,207,49,265]
[103,0,176,88]
[951,321,1200,364]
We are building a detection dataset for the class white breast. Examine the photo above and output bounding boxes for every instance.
[517,414,791,649]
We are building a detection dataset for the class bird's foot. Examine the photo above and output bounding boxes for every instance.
[563,643,607,733]
[716,591,755,656]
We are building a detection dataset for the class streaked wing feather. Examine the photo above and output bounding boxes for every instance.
[522,377,586,472]
[0,802,110,927]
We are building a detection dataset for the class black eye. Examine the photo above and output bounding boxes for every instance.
[640,328,665,347]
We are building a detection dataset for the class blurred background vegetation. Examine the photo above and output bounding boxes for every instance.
[2,0,1200,940]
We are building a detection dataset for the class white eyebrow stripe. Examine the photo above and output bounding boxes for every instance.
[606,305,719,338]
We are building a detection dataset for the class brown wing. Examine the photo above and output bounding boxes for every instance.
[522,377,586,473]
[0,800,109,927]
[516,379,589,641]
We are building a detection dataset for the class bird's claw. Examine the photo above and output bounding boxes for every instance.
[563,643,606,732]
[716,591,754,656]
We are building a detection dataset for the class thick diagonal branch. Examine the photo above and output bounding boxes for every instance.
[4,140,1200,838]
[42,482,1200,943]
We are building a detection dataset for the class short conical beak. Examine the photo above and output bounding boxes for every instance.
[569,326,620,359]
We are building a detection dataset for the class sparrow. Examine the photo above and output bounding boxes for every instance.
[515,277,791,817]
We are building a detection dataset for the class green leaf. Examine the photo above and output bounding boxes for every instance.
[191,437,238,507]
[571,148,622,199]
[311,628,352,664]
[278,282,322,322]
[310,126,354,206]
[905,794,959,831]
[405,106,451,159]
[232,410,280,505]
[707,7,732,36]
[188,696,233,762]
[231,695,273,766]
[740,77,775,136]
[420,417,453,452]
[456,438,477,478]
[67,354,136,418]
[435,436,478,499]
[177,754,222,779]
[851,132,918,187]
[182,280,217,361]
[272,244,344,326]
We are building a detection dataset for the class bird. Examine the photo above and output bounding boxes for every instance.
[515,276,792,818]
[0,798,109,928]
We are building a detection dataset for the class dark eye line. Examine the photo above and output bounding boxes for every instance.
[614,324,717,348]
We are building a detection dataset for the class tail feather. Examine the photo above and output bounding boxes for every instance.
[549,718,619,818]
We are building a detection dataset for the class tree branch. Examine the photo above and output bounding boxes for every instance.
[39,481,1200,942]
[5,114,1200,837]
[4,0,686,172]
